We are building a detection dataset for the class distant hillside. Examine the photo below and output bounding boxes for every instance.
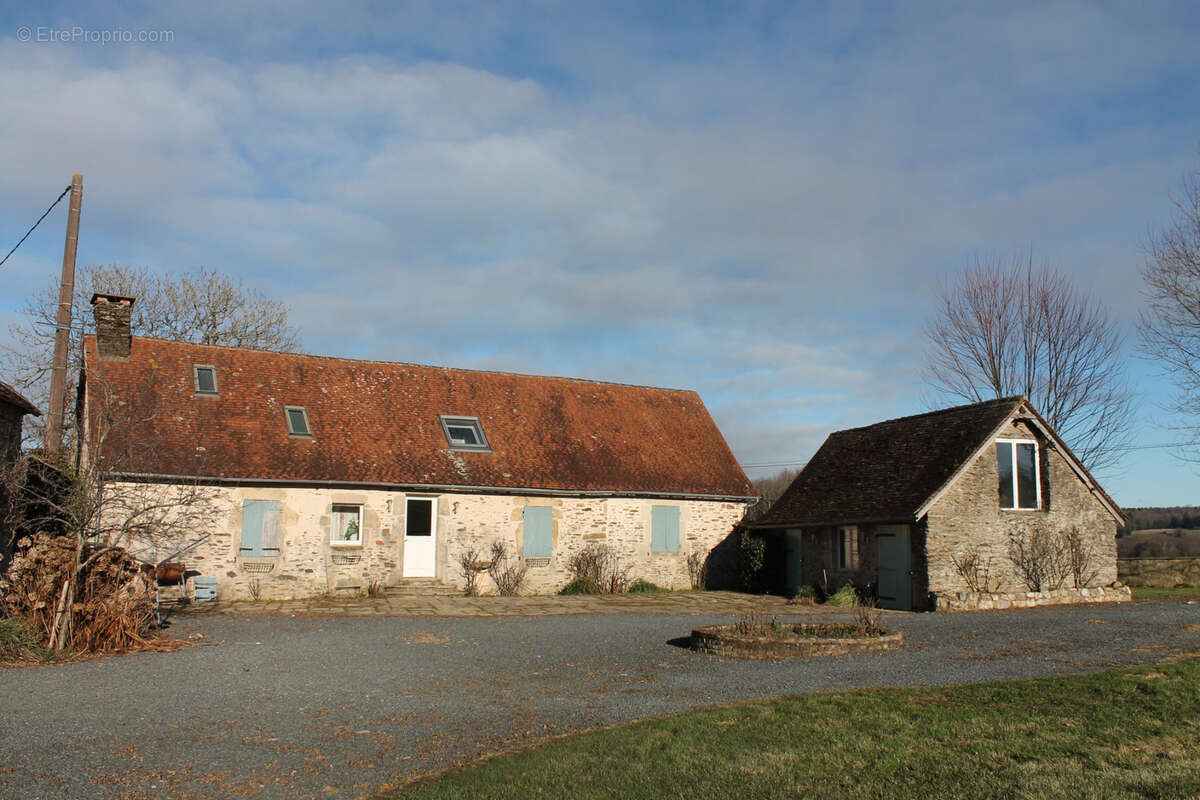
[1119,506,1200,536]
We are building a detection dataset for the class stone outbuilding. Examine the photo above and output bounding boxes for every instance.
[0,379,40,567]
[79,294,757,600]
[746,397,1126,611]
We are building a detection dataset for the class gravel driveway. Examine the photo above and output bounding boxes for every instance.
[3,600,1199,800]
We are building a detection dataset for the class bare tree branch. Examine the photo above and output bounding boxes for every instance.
[1140,158,1200,459]
[925,254,1134,474]
[0,264,299,448]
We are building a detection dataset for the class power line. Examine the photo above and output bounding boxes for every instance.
[0,184,72,270]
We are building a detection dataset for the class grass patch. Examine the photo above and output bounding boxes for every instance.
[1132,586,1200,601]
[558,577,602,595]
[625,579,668,595]
[0,617,53,664]
[823,583,860,607]
[393,659,1200,799]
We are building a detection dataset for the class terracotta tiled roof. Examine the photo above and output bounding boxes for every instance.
[0,380,39,416]
[754,397,1031,526]
[83,337,756,499]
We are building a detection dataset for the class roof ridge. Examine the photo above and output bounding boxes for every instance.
[90,334,698,396]
[830,395,1025,436]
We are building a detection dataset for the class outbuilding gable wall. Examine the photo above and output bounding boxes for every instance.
[925,419,1118,598]
[110,482,747,600]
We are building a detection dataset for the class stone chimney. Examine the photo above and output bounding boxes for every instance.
[90,293,136,361]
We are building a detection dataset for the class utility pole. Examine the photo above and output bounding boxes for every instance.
[45,173,82,455]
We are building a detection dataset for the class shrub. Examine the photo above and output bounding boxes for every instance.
[1007,525,1069,591]
[788,584,820,605]
[0,617,51,662]
[487,541,527,597]
[853,600,885,636]
[567,544,629,594]
[737,531,766,593]
[626,579,667,594]
[458,547,494,597]
[559,577,601,595]
[950,546,1003,593]
[825,583,860,607]
[686,548,708,590]
[733,613,780,636]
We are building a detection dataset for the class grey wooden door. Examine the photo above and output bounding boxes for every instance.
[876,524,912,611]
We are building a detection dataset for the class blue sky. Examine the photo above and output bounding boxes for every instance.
[1,1,1198,506]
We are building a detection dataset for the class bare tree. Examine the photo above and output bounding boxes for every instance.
[0,264,299,445]
[925,254,1133,473]
[743,467,800,522]
[1141,160,1200,458]
[1,370,223,651]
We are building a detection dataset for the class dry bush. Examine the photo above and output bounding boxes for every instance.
[854,600,885,637]
[567,544,629,594]
[367,580,386,598]
[1007,525,1069,592]
[0,533,168,653]
[458,546,495,597]
[949,546,1004,593]
[487,541,527,597]
[733,613,780,636]
[686,548,708,590]
[1063,527,1100,589]
[247,579,262,601]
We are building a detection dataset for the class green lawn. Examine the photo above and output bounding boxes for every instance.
[1132,586,1200,601]
[392,660,1200,800]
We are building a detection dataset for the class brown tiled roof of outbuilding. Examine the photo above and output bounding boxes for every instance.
[754,397,1029,526]
[83,337,756,499]
[0,380,39,416]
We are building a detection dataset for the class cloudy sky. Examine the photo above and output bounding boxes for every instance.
[1,1,1198,506]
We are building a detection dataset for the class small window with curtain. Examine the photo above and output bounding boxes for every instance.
[330,504,362,546]
[996,440,1040,510]
[832,526,858,570]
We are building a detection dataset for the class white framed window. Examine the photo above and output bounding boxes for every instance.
[331,503,363,546]
[996,439,1040,510]
[285,406,312,437]
[438,415,490,451]
[832,526,858,570]
[193,365,218,395]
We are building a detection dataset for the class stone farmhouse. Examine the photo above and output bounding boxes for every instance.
[746,397,1127,611]
[80,294,757,600]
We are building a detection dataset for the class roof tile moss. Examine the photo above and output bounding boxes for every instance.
[83,336,756,499]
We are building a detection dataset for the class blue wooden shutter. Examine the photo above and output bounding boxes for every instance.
[523,506,553,558]
[241,500,281,557]
[652,506,680,553]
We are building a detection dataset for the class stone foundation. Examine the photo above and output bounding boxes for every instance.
[933,584,1131,611]
[690,623,903,659]
[1118,557,1200,588]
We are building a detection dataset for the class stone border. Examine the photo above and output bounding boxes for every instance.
[934,584,1132,611]
[689,622,904,659]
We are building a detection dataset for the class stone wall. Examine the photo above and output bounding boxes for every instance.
[925,418,1119,598]
[933,584,1131,611]
[110,481,748,600]
[1119,557,1200,588]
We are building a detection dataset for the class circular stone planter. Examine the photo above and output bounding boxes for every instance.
[689,622,903,659]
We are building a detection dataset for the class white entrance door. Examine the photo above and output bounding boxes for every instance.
[403,497,437,577]
[876,524,912,611]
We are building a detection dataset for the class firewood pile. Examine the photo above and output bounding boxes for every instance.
[0,533,177,653]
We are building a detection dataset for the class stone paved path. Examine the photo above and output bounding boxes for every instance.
[175,589,833,618]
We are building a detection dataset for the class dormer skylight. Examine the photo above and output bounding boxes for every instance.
[439,415,489,452]
[193,365,218,395]
[285,406,312,437]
